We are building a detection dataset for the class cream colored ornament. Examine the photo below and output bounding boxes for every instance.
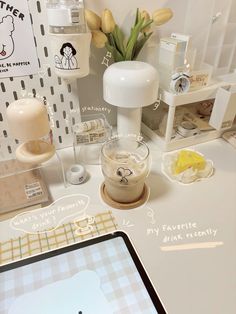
[152,8,173,26]
[85,9,101,30]
[91,30,108,48]
[101,9,116,33]
[140,10,151,33]
[6,98,55,164]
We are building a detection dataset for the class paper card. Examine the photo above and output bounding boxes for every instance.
[0,0,39,78]
[8,270,112,314]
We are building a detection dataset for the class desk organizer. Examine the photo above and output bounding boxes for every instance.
[142,74,236,151]
[73,113,112,165]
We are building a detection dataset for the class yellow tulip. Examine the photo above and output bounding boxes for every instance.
[91,30,108,48]
[85,9,101,30]
[140,10,151,33]
[152,8,173,26]
[101,9,116,33]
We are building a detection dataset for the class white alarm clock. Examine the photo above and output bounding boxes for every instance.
[170,72,190,94]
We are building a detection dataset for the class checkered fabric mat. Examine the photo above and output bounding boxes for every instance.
[0,222,156,313]
[0,211,117,266]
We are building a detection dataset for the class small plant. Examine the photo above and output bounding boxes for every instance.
[85,7,173,62]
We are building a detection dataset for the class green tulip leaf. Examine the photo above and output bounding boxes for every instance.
[132,32,153,60]
[135,8,141,26]
[140,19,153,32]
[125,18,145,60]
[112,25,125,56]
[105,42,125,62]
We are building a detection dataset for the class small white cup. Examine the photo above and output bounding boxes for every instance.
[66,164,87,185]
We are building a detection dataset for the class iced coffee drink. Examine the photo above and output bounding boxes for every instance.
[101,137,150,203]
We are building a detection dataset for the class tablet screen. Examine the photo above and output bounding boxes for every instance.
[0,232,166,314]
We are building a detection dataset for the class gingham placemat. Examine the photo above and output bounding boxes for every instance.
[0,232,156,314]
[0,211,117,266]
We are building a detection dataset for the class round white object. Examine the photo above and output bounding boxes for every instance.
[6,98,50,141]
[103,61,159,108]
[66,164,87,185]
[170,73,190,94]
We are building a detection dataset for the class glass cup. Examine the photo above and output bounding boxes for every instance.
[101,137,150,204]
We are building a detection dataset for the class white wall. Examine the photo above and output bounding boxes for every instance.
[79,0,236,125]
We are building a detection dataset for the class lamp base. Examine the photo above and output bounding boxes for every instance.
[16,140,55,164]
[100,182,149,210]
[117,107,141,136]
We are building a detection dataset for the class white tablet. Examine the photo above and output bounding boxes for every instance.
[0,231,166,313]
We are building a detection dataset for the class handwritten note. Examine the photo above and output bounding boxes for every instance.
[146,209,223,251]
[10,194,90,234]
[81,105,112,115]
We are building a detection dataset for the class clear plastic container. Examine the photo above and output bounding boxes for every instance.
[46,0,87,34]
[73,114,112,165]
[46,0,91,79]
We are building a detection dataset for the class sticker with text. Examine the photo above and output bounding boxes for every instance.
[24,182,43,199]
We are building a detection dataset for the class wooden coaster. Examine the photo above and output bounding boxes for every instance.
[100,183,149,210]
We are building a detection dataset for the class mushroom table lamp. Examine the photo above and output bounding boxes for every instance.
[103,61,159,136]
[6,98,55,164]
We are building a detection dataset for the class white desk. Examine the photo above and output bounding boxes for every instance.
[0,138,236,314]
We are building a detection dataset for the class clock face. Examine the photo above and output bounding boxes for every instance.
[176,77,189,93]
[170,74,190,94]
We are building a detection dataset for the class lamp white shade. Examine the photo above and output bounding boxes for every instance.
[103,61,159,135]
[103,61,159,108]
[6,98,50,141]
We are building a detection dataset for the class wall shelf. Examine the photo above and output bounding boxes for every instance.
[142,73,236,151]
[159,79,231,107]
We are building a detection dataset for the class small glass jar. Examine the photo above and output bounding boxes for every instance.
[101,137,150,203]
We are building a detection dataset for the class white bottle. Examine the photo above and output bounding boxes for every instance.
[46,0,91,79]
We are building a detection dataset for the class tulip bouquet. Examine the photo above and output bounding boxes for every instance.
[85,7,173,62]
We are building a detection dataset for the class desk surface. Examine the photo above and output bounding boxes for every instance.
[0,138,236,314]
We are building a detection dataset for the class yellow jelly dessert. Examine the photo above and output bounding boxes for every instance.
[173,150,206,175]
